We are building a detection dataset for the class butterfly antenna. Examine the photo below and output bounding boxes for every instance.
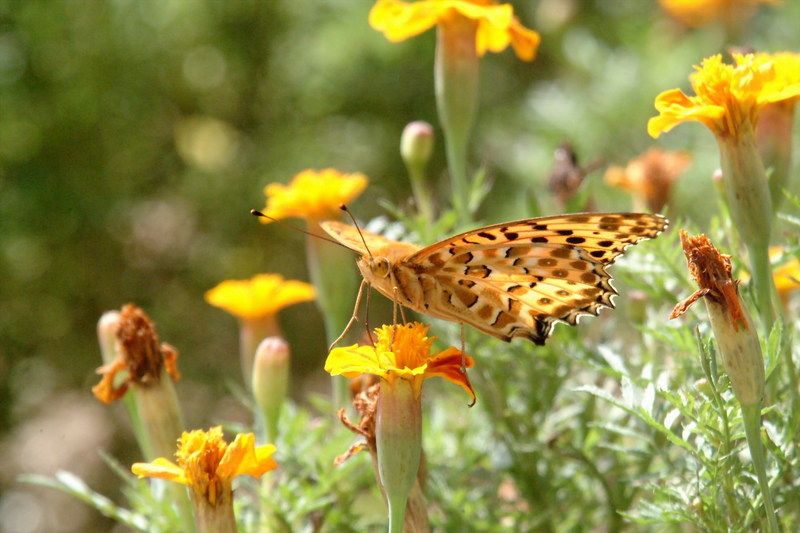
[339,204,375,261]
[250,209,344,247]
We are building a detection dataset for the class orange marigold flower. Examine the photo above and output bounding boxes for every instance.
[604,147,691,212]
[260,169,368,224]
[92,304,181,404]
[369,0,540,61]
[325,322,476,403]
[648,53,800,140]
[205,274,316,322]
[659,0,779,27]
[132,427,277,507]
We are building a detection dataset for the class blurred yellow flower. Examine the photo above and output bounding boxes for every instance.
[659,0,778,27]
[260,169,368,224]
[205,273,316,321]
[604,147,691,212]
[648,54,800,140]
[774,254,800,302]
[369,0,540,61]
[132,427,277,507]
[325,322,475,402]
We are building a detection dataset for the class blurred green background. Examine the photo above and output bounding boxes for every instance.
[1,1,798,531]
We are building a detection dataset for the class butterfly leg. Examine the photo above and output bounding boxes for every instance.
[329,279,370,352]
[460,323,467,374]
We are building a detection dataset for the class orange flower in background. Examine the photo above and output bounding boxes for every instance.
[260,169,368,224]
[604,147,691,212]
[659,0,779,28]
[648,53,800,140]
[369,0,540,61]
[205,274,316,322]
[132,427,277,505]
[325,322,476,402]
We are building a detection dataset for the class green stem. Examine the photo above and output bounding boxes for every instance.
[408,165,434,224]
[387,492,409,533]
[747,242,775,335]
[305,224,359,409]
[434,17,479,225]
[741,403,780,533]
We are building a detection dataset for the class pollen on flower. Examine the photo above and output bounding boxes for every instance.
[92,304,181,404]
[260,169,368,224]
[670,231,748,331]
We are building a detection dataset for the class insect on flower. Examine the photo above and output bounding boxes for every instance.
[320,210,668,345]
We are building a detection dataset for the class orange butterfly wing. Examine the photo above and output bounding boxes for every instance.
[321,213,668,344]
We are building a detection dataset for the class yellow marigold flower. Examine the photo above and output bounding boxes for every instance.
[369,0,540,61]
[604,147,691,212]
[260,169,368,224]
[648,53,800,140]
[205,274,316,321]
[659,0,779,28]
[325,322,476,402]
[132,427,277,506]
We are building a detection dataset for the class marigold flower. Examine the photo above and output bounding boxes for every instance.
[659,0,779,28]
[92,304,181,405]
[325,322,476,402]
[648,53,800,140]
[369,0,540,61]
[670,231,764,406]
[133,427,277,533]
[205,274,316,322]
[649,53,800,331]
[206,274,313,387]
[260,169,368,224]
[132,427,277,502]
[604,147,690,212]
[670,230,776,528]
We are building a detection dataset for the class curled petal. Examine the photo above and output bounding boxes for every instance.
[132,458,188,485]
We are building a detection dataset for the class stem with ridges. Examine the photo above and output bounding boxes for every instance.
[741,403,779,533]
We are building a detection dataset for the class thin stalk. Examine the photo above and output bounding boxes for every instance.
[741,403,780,533]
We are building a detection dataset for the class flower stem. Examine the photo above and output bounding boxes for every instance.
[305,222,359,408]
[741,403,779,533]
[747,242,775,334]
[435,16,479,225]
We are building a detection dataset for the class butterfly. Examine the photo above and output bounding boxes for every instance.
[320,212,668,345]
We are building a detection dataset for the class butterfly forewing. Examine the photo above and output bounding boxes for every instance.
[320,213,668,345]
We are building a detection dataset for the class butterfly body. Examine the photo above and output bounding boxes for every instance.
[321,213,667,345]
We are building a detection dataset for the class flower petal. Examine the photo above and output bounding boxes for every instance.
[326,344,389,379]
[132,458,188,485]
[424,347,476,402]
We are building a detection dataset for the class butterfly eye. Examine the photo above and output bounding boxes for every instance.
[371,257,391,278]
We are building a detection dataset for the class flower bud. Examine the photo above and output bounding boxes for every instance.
[401,121,435,175]
[252,337,290,442]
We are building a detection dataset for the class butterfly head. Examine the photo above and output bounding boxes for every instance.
[367,256,391,278]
